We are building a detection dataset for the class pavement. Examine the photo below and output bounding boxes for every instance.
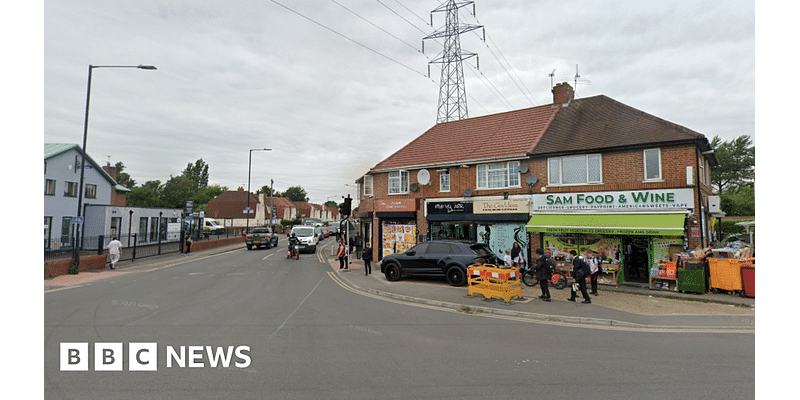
[45,240,756,332]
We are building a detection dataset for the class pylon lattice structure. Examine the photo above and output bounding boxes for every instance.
[423,0,484,124]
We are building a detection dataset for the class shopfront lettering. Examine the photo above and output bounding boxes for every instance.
[535,189,693,212]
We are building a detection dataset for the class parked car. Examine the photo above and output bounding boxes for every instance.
[380,240,499,286]
[315,227,325,241]
[245,227,278,250]
[290,225,319,253]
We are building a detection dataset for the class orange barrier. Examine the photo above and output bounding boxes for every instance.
[467,264,523,303]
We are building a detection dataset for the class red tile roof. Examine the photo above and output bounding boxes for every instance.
[370,104,559,171]
[205,190,257,219]
[531,95,711,156]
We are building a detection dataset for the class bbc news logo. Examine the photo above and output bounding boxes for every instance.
[60,343,251,371]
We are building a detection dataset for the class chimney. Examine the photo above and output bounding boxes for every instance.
[102,164,118,180]
[552,82,574,105]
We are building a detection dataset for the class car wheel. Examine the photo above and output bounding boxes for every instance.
[384,263,401,282]
[446,266,467,286]
[247,244,252,250]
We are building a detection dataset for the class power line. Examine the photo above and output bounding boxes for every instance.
[329,0,421,54]
[269,0,427,79]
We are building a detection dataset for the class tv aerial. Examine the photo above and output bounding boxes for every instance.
[563,64,591,96]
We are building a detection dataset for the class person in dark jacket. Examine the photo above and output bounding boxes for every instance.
[362,242,373,275]
[533,248,552,301]
[568,249,592,304]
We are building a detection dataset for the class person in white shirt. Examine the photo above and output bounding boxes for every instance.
[503,250,513,267]
[107,237,123,269]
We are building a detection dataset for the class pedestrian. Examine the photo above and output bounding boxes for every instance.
[106,236,123,269]
[185,236,193,255]
[337,239,348,271]
[503,250,513,267]
[568,249,591,304]
[533,248,552,301]
[355,233,363,260]
[362,242,373,275]
[589,249,601,295]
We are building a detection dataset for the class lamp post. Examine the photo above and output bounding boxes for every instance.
[72,64,157,273]
[246,148,271,233]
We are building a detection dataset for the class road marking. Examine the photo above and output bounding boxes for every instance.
[262,254,273,260]
[267,274,327,340]
[326,272,754,334]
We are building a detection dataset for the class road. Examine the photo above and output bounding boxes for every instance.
[44,240,754,399]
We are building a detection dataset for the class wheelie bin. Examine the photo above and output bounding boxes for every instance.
[741,264,755,298]
[677,261,706,294]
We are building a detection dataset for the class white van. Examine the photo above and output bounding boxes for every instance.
[290,225,319,253]
[203,218,225,234]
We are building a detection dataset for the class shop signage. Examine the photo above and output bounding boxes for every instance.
[376,198,417,212]
[474,199,529,214]
[532,189,694,212]
[427,201,472,215]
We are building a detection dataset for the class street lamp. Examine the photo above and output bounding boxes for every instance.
[72,64,157,273]
[246,148,272,233]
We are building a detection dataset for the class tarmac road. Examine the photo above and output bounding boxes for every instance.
[44,240,754,399]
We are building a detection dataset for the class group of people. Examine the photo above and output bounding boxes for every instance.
[527,247,602,304]
[336,233,373,276]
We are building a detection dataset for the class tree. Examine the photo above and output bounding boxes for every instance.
[323,200,337,208]
[159,175,198,209]
[282,186,309,202]
[113,161,135,189]
[710,135,754,195]
[126,180,161,208]
[194,185,227,210]
[182,159,209,190]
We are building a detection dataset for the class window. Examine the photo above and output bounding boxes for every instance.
[85,184,97,199]
[439,170,450,192]
[644,148,662,181]
[548,155,602,185]
[388,171,409,194]
[45,179,56,195]
[477,161,520,189]
[139,217,148,241]
[64,181,78,197]
[363,175,373,197]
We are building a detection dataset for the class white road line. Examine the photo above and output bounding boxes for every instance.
[263,254,273,260]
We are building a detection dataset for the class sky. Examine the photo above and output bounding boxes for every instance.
[39,0,756,206]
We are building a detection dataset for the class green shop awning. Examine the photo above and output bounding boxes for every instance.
[526,212,686,236]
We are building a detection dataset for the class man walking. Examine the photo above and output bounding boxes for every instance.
[362,242,373,275]
[354,233,363,260]
[533,248,552,302]
[106,237,123,269]
[568,249,592,304]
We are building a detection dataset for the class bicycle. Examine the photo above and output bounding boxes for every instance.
[521,267,567,289]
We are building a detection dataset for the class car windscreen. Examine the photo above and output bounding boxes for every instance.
[293,228,315,237]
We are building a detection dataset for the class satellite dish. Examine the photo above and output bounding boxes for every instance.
[463,189,473,197]
[526,175,539,186]
[417,169,431,185]
[517,164,529,174]
[410,183,419,192]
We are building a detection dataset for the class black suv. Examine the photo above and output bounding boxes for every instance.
[380,240,498,286]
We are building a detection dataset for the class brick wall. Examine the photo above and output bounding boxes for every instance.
[45,255,107,278]
[361,143,715,258]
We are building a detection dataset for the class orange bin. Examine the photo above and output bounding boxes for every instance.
[707,257,754,292]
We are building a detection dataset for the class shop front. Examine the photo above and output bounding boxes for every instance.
[527,189,692,284]
[427,198,531,265]
[375,198,418,260]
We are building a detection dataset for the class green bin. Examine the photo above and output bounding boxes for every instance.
[678,261,706,294]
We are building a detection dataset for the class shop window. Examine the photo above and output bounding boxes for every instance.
[363,175,373,197]
[45,179,56,196]
[477,161,520,189]
[439,170,450,192]
[64,181,78,197]
[85,184,97,199]
[644,148,662,181]
[548,154,602,186]
[388,171,409,194]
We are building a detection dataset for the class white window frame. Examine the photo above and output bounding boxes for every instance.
[476,161,521,190]
[363,175,373,197]
[388,170,409,195]
[439,170,450,192]
[45,179,56,196]
[643,148,662,182]
[547,154,603,186]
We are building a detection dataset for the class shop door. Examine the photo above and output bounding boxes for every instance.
[622,237,650,283]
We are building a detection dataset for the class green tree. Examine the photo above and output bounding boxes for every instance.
[323,200,337,208]
[126,180,161,207]
[710,135,755,195]
[194,185,227,210]
[720,186,755,216]
[282,186,309,202]
[113,161,135,189]
[182,159,210,190]
[159,175,198,209]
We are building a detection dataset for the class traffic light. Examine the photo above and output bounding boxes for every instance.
[339,196,352,217]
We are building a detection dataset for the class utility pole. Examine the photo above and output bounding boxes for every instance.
[423,0,484,123]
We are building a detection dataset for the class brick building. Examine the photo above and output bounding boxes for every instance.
[355,83,717,284]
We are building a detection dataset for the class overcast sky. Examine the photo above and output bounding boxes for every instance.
[41,0,755,205]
